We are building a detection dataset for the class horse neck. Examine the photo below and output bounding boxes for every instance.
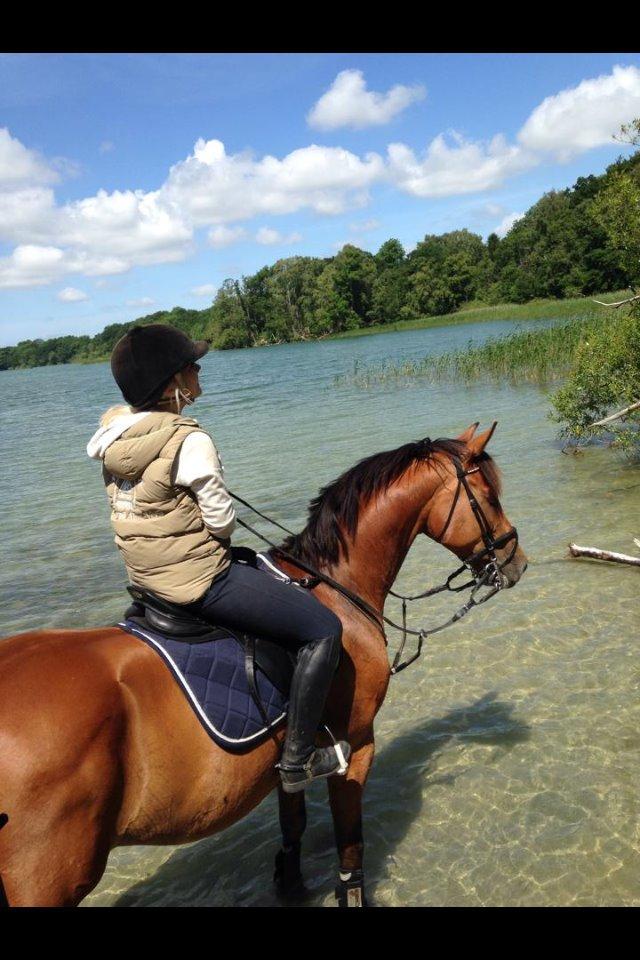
[333,463,442,613]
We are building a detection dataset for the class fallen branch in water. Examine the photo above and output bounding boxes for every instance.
[569,543,640,567]
[589,399,640,428]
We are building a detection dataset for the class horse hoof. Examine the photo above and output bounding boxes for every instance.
[273,846,309,903]
[335,869,368,907]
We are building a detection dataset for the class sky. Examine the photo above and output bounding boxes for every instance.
[2,52,640,346]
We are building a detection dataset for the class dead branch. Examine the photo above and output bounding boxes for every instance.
[569,543,640,567]
[591,292,640,309]
[589,399,640,428]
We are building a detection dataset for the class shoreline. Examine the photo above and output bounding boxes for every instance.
[1,292,625,372]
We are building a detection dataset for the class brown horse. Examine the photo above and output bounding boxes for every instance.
[0,422,527,907]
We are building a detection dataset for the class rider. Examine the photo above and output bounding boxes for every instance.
[87,323,351,793]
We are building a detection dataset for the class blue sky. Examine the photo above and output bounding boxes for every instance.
[2,52,640,345]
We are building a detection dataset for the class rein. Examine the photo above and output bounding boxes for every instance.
[228,449,518,676]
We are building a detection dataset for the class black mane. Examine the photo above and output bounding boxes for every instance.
[279,436,499,568]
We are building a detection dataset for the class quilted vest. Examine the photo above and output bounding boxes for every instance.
[102,411,231,604]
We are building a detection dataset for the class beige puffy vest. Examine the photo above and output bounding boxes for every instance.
[102,411,231,604]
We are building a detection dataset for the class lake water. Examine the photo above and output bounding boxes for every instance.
[1,318,639,907]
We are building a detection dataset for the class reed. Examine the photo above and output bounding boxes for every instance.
[336,317,598,388]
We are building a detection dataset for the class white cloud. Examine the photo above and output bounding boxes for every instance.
[0,127,58,188]
[481,202,505,219]
[388,132,536,198]
[0,245,66,288]
[307,69,426,130]
[0,186,57,239]
[163,138,384,225]
[191,283,217,297]
[494,211,524,238]
[50,156,82,180]
[208,225,247,248]
[255,227,302,245]
[126,296,156,307]
[518,64,640,161]
[99,140,115,154]
[349,218,380,234]
[0,178,193,287]
[58,286,88,302]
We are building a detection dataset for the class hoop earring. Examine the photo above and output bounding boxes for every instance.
[174,386,194,410]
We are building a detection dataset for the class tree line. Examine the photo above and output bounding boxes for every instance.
[2,149,639,371]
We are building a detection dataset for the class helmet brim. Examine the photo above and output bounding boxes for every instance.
[192,340,210,361]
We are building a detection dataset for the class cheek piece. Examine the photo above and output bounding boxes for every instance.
[431,462,518,587]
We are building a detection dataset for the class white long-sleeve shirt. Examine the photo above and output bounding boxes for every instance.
[87,410,237,540]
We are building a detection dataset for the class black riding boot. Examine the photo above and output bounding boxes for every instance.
[277,634,351,793]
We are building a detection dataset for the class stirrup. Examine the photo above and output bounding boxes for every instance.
[277,741,351,794]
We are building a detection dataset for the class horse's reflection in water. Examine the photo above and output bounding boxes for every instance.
[111,692,530,906]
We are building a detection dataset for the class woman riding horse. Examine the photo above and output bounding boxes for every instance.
[86,323,350,794]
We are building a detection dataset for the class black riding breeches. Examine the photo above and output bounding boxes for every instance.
[189,559,343,764]
[189,559,343,658]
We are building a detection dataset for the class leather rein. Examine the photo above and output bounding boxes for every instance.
[228,448,518,676]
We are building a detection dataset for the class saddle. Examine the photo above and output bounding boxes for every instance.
[123,580,296,734]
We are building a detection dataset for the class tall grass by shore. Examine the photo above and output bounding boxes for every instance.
[336,316,606,389]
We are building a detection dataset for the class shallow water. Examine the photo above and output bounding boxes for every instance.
[1,318,639,907]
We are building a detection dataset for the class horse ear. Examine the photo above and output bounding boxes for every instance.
[468,421,498,457]
[457,422,480,444]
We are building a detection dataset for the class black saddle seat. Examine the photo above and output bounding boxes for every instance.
[126,585,219,638]
[124,585,296,697]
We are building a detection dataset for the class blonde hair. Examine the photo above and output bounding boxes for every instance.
[100,404,134,427]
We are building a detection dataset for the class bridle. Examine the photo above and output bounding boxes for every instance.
[386,456,519,673]
[431,459,519,591]
[228,447,519,677]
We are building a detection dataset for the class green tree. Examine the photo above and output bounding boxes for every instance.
[314,245,377,333]
[375,238,405,272]
[208,280,252,349]
[404,230,486,317]
[591,169,640,286]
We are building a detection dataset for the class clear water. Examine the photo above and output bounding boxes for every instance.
[1,318,639,907]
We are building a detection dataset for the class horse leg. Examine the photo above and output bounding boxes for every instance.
[273,785,308,900]
[327,737,375,907]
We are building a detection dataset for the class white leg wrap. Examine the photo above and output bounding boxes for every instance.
[333,742,348,774]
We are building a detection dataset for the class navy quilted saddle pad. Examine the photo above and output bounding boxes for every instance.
[118,555,293,753]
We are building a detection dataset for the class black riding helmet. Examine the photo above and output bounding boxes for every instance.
[111,323,209,408]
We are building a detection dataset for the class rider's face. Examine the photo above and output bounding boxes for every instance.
[180,361,202,400]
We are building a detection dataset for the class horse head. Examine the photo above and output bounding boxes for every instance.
[421,421,528,589]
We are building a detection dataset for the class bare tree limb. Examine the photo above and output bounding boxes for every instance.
[591,293,640,308]
[589,399,640,428]
[569,543,640,567]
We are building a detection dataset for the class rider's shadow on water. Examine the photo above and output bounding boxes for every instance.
[112,692,530,907]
